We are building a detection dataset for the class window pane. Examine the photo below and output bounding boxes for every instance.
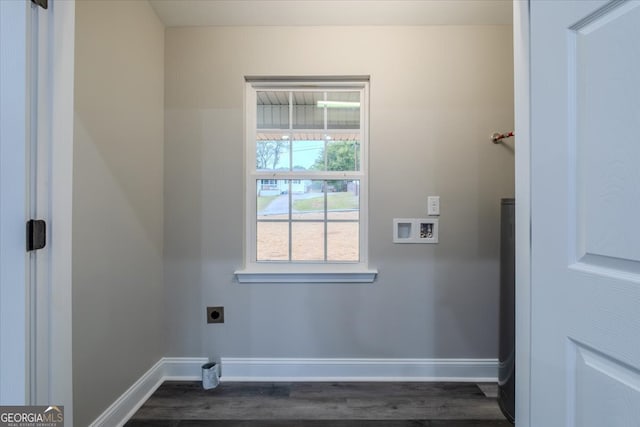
[327,91,360,129]
[292,180,324,220]
[257,180,290,220]
[292,137,324,171]
[327,222,359,262]
[257,222,289,261]
[293,91,323,129]
[256,134,290,171]
[257,91,289,129]
[325,140,360,171]
[327,180,359,220]
[291,222,324,261]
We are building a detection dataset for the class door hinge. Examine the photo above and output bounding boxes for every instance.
[31,0,48,10]
[26,219,46,251]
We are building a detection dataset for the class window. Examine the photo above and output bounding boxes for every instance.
[236,78,376,283]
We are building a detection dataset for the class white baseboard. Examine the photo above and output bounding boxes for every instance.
[162,356,209,380]
[90,356,497,427]
[220,357,498,382]
[89,357,208,427]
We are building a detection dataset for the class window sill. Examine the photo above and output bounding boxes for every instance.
[234,267,378,283]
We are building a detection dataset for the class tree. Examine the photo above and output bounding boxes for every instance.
[311,141,360,191]
[256,141,286,170]
[312,141,359,171]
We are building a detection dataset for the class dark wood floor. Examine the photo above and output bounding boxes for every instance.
[126,381,511,427]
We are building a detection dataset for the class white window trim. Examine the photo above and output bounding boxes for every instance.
[235,78,376,283]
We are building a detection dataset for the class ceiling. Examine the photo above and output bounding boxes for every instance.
[148,0,513,27]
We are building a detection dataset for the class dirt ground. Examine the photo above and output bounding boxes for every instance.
[257,211,359,261]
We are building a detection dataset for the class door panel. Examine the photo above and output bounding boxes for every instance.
[569,341,640,427]
[574,1,640,267]
[531,0,640,425]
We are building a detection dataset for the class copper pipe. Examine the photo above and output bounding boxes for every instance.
[491,131,515,143]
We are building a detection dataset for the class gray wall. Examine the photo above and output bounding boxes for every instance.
[73,1,165,425]
[165,26,514,360]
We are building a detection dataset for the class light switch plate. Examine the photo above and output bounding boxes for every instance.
[428,196,440,216]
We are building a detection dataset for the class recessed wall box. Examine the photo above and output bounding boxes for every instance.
[393,219,414,243]
[393,218,439,244]
[417,218,438,243]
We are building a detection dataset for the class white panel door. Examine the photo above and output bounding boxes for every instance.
[530,1,640,426]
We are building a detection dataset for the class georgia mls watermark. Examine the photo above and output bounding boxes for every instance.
[0,406,64,427]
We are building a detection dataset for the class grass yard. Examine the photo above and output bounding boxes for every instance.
[292,192,358,211]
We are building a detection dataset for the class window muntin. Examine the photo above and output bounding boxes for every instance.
[247,81,368,269]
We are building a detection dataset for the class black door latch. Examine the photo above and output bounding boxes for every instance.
[31,0,48,10]
[27,219,46,251]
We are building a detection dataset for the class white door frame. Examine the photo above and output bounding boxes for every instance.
[514,1,532,426]
[40,0,75,421]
